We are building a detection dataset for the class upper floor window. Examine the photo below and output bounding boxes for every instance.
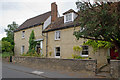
[81,46,89,57]
[55,31,60,40]
[66,13,72,22]
[22,31,25,38]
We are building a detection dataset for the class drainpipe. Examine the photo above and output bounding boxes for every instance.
[41,22,48,58]
[46,33,48,57]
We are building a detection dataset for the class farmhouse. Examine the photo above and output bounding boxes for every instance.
[14,2,118,66]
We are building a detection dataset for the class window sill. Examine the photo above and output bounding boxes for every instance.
[22,37,25,39]
[81,55,88,57]
[55,56,60,58]
[55,39,60,41]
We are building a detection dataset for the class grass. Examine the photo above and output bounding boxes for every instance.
[0,52,13,58]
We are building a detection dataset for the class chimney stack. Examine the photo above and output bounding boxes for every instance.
[51,2,57,22]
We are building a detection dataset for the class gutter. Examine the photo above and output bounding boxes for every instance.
[42,23,80,33]
[14,23,43,32]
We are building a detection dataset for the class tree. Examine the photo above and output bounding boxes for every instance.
[5,21,18,40]
[3,21,18,52]
[29,30,36,51]
[2,41,13,52]
[74,2,120,58]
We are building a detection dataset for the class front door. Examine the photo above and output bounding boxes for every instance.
[110,47,119,59]
[36,42,40,54]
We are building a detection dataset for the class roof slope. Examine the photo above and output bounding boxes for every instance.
[44,15,79,32]
[15,11,51,32]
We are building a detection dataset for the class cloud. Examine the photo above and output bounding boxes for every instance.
[0,0,77,39]
[0,32,6,40]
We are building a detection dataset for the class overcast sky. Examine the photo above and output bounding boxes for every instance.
[0,0,79,40]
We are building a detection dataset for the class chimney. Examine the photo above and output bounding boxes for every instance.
[51,2,57,22]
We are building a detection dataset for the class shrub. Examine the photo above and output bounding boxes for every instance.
[1,52,13,58]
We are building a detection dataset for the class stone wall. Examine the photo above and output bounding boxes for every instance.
[110,60,120,78]
[13,56,97,73]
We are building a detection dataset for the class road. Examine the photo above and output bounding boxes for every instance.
[2,61,76,78]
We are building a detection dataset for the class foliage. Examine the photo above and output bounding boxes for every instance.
[72,54,86,59]
[0,52,13,58]
[73,46,82,52]
[0,40,1,53]
[74,1,120,58]
[73,46,82,58]
[5,21,18,39]
[2,41,13,52]
[22,49,42,57]
[2,21,18,54]
[84,39,113,51]
[49,52,52,56]
[29,30,36,51]
[107,56,110,59]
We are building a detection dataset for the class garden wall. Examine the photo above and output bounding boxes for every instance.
[13,56,97,73]
[110,60,120,78]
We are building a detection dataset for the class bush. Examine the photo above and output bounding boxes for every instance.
[72,54,86,59]
[21,49,42,57]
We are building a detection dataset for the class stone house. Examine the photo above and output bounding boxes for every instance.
[14,2,117,66]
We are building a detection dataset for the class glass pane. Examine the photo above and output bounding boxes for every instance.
[82,46,88,50]
[56,47,60,56]
[56,53,60,56]
[82,51,88,55]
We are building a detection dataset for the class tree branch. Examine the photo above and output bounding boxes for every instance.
[79,36,109,42]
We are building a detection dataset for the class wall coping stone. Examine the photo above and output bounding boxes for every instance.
[110,60,120,62]
[15,56,96,61]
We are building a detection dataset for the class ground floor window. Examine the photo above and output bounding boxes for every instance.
[21,45,24,54]
[81,46,89,57]
[55,47,60,58]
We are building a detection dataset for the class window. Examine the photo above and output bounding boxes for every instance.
[55,47,60,58]
[81,46,89,56]
[80,27,85,32]
[55,31,60,40]
[22,31,25,38]
[66,13,72,22]
[21,45,24,54]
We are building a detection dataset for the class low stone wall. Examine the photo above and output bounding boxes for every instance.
[13,56,97,73]
[110,60,120,78]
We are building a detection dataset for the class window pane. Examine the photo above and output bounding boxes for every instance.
[55,47,60,56]
[82,46,88,50]
[82,51,88,55]
[56,52,60,56]
[55,31,60,40]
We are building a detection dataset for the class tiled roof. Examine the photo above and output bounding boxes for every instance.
[14,11,51,32]
[63,9,78,15]
[43,15,80,33]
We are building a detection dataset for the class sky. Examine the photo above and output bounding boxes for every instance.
[0,0,79,40]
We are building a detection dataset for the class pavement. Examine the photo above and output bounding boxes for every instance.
[2,60,106,78]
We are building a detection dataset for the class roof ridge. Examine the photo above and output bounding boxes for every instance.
[27,11,51,21]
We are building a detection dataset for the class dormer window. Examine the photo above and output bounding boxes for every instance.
[63,9,78,23]
[66,13,72,22]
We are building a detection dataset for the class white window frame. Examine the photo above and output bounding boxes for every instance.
[66,13,72,22]
[55,31,60,40]
[22,31,25,38]
[54,47,60,58]
[81,45,89,57]
[21,45,25,54]
[80,27,85,32]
